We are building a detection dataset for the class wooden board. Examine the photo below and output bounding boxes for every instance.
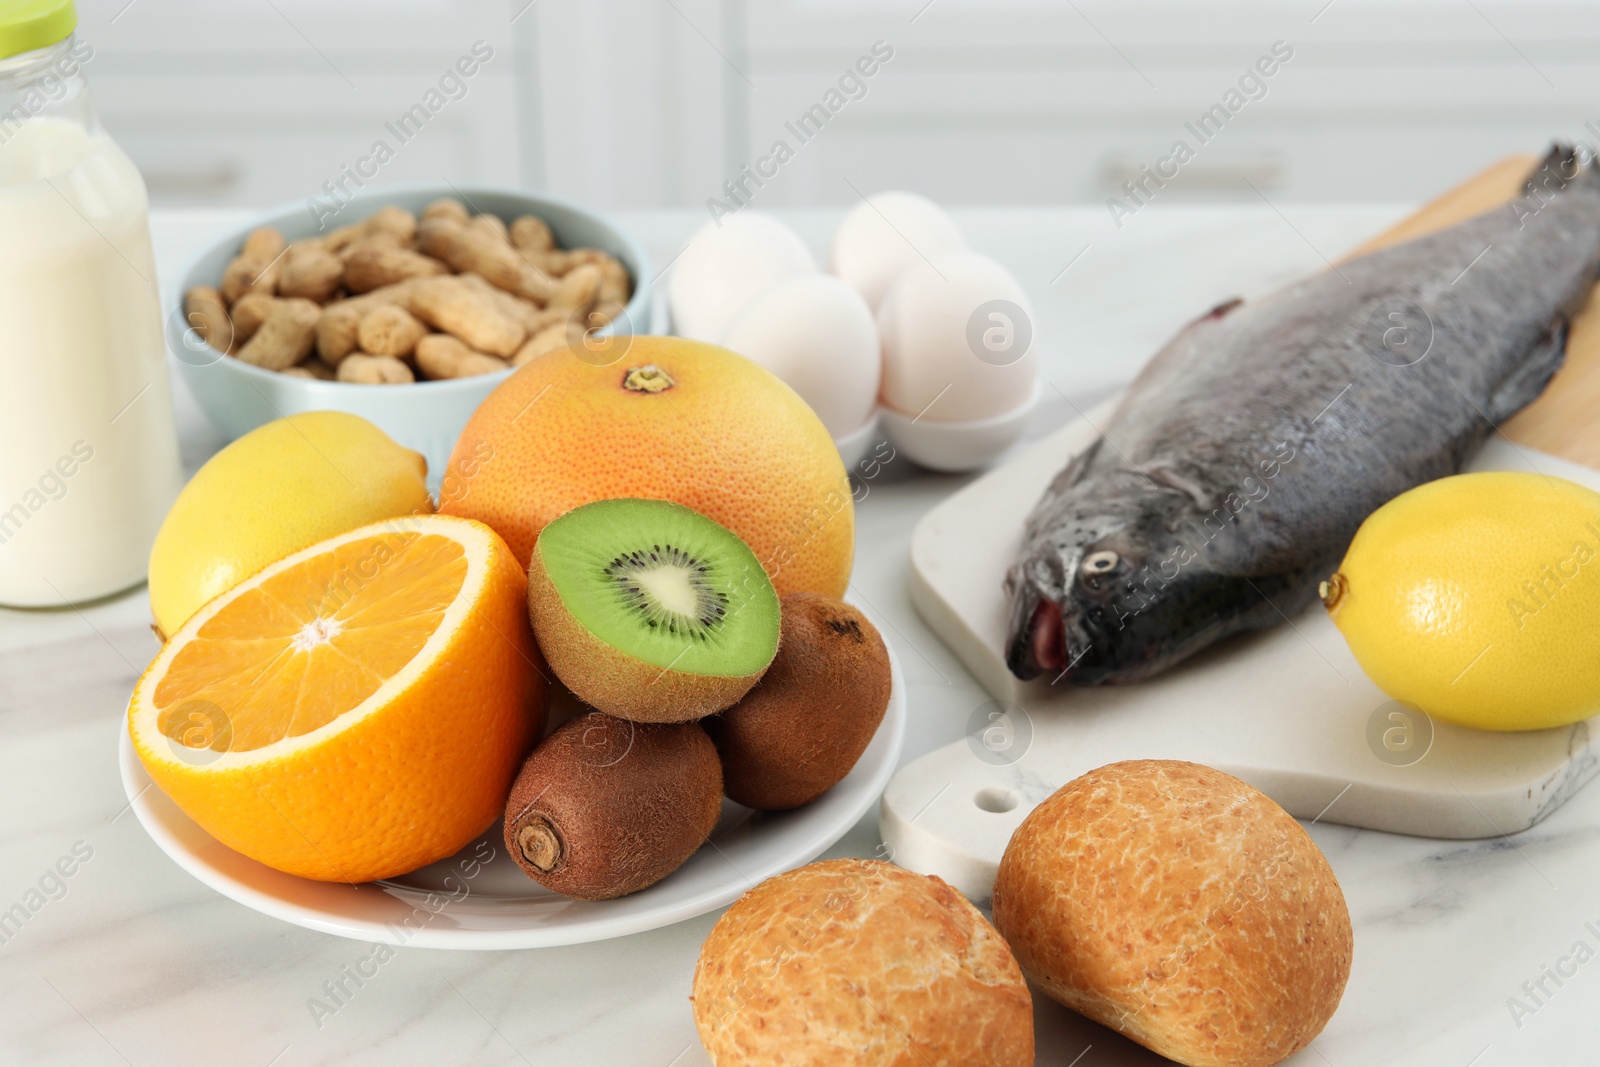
[883,155,1600,901]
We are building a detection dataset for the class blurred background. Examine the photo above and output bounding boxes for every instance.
[75,0,1600,213]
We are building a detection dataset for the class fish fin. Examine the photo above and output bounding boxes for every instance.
[1118,298,1245,409]
[1201,297,1244,321]
[1138,462,1212,508]
[1485,315,1569,424]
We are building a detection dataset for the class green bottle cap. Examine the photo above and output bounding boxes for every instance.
[0,0,76,63]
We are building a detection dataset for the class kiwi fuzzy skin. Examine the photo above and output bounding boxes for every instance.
[526,546,770,723]
[503,711,724,900]
[704,593,891,811]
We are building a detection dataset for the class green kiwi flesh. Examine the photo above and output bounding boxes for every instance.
[537,498,780,678]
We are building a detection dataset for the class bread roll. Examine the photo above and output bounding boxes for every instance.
[992,760,1351,1067]
[692,858,1033,1066]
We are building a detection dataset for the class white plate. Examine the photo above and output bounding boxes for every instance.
[118,632,906,950]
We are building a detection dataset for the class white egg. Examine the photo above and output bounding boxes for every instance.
[830,191,967,312]
[721,275,881,439]
[669,212,818,342]
[878,250,1038,423]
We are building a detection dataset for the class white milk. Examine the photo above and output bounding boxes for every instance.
[0,117,182,606]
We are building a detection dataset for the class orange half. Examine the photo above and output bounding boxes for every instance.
[129,514,547,883]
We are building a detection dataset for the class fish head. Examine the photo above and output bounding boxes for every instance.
[1005,468,1217,685]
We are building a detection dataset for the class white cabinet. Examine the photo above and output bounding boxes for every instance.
[725,1,1600,206]
[74,0,527,207]
[63,0,1600,210]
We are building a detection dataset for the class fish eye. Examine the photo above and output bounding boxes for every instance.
[1082,550,1120,575]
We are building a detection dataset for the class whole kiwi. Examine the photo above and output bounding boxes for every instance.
[503,711,723,900]
[704,593,891,810]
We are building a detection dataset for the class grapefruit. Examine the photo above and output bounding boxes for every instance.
[439,337,854,597]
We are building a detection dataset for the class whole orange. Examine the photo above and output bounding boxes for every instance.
[439,337,854,597]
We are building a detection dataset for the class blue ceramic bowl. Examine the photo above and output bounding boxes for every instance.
[167,184,653,488]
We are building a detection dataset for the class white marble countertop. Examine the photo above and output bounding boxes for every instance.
[3,202,1597,1066]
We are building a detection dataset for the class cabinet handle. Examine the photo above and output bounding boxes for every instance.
[1102,156,1284,193]
[140,161,242,197]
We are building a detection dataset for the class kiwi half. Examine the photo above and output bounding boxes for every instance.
[527,498,780,722]
[504,711,723,899]
[705,592,891,810]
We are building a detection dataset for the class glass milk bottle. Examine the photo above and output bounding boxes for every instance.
[0,1,183,607]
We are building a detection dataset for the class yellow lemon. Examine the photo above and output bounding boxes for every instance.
[148,412,431,640]
[1324,471,1600,731]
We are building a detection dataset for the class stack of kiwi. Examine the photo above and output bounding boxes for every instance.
[504,498,892,901]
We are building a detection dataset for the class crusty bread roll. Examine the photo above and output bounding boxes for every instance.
[692,858,1034,1066]
[992,761,1351,1067]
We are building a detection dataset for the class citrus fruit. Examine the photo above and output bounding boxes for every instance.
[438,336,854,598]
[129,514,547,883]
[148,411,432,641]
[1324,471,1600,731]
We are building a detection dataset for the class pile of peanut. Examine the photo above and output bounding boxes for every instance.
[183,198,632,384]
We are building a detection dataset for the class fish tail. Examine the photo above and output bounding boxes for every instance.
[1525,143,1598,197]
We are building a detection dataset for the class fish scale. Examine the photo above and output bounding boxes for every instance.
[1006,145,1600,685]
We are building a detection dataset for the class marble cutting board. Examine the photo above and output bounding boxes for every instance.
[882,155,1600,901]
[884,403,1600,901]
